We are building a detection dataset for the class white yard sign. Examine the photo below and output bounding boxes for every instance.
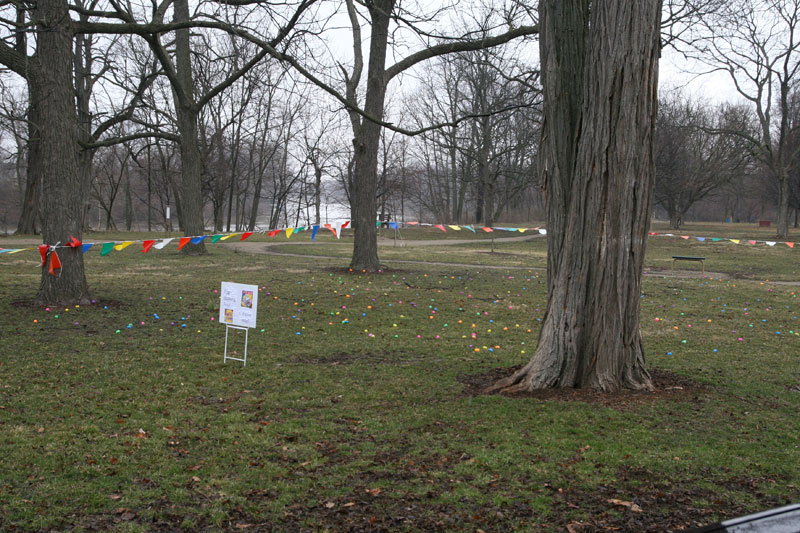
[219,282,258,365]
[219,282,258,328]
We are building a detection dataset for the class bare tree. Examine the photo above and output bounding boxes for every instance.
[655,95,751,228]
[0,0,93,304]
[688,0,800,238]
[490,0,661,392]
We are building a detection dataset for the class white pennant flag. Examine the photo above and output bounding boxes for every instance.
[153,238,174,250]
[334,221,344,239]
[766,241,776,246]
[538,228,547,235]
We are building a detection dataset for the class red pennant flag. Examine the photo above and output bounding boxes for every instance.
[268,229,280,237]
[681,235,689,239]
[240,232,253,241]
[434,224,446,232]
[748,240,757,245]
[142,240,155,253]
[67,235,82,248]
[342,221,350,228]
[177,237,191,250]
[787,242,795,248]
[48,251,61,276]
[648,232,658,236]
[481,227,494,233]
[39,245,48,266]
[407,221,419,225]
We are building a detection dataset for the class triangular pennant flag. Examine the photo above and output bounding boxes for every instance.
[730,239,740,244]
[518,228,526,233]
[538,229,548,235]
[114,241,134,251]
[766,241,776,246]
[177,237,191,250]
[142,240,155,253]
[748,240,757,245]
[681,235,690,239]
[82,243,93,254]
[334,221,345,239]
[711,238,722,242]
[190,236,206,245]
[268,230,280,237]
[434,224,447,232]
[67,235,82,248]
[376,221,381,228]
[294,227,304,233]
[696,237,706,242]
[211,234,223,243]
[407,221,419,225]
[240,232,253,241]
[649,232,658,236]
[482,227,493,232]
[311,225,320,241]
[342,221,350,229]
[48,251,61,276]
[153,238,173,250]
[448,225,461,231]
[101,242,115,256]
[286,228,294,238]
[464,225,476,233]
[389,222,398,230]
[786,242,795,248]
[220,233,237,241]
[39,245,48,266]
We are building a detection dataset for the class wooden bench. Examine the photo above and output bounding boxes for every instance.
[672,256,705,274]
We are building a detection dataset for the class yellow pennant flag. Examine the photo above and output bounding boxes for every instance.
[730,239,740,244]
[518,228,526,233]
[448,225,461,231]
[286,228,294,238]
[114,241,134,251]
[220,233,238,241]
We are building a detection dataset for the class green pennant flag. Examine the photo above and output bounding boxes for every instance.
[101,242,115,256]
[712,238,722,242]
[211,234,223,243]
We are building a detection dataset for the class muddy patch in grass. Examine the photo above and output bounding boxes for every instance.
[459,366,707,408]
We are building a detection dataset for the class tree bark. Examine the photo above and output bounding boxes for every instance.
[32,0,91,305]
[349,0,393,271]
[776,168,790,239]
[173,0,206,254]
[491,0,659,393]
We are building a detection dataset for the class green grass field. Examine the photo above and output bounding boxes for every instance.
[0,224,798,531]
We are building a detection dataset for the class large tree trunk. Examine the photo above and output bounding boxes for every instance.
[349,0,393,271]
[173,0,206,254]
[491,0,659,393]
[32,0,91,305]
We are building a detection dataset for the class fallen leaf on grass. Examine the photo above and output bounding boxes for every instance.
[109,494,122,500]
[324,502,335,508]
[365,488,382,496]
[607,498,643,512]
[36,427,44,433]
[343,502,356,507]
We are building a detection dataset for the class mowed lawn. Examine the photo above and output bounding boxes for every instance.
[0,226,798,531]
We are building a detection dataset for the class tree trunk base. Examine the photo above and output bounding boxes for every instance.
[181,242,207,256]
